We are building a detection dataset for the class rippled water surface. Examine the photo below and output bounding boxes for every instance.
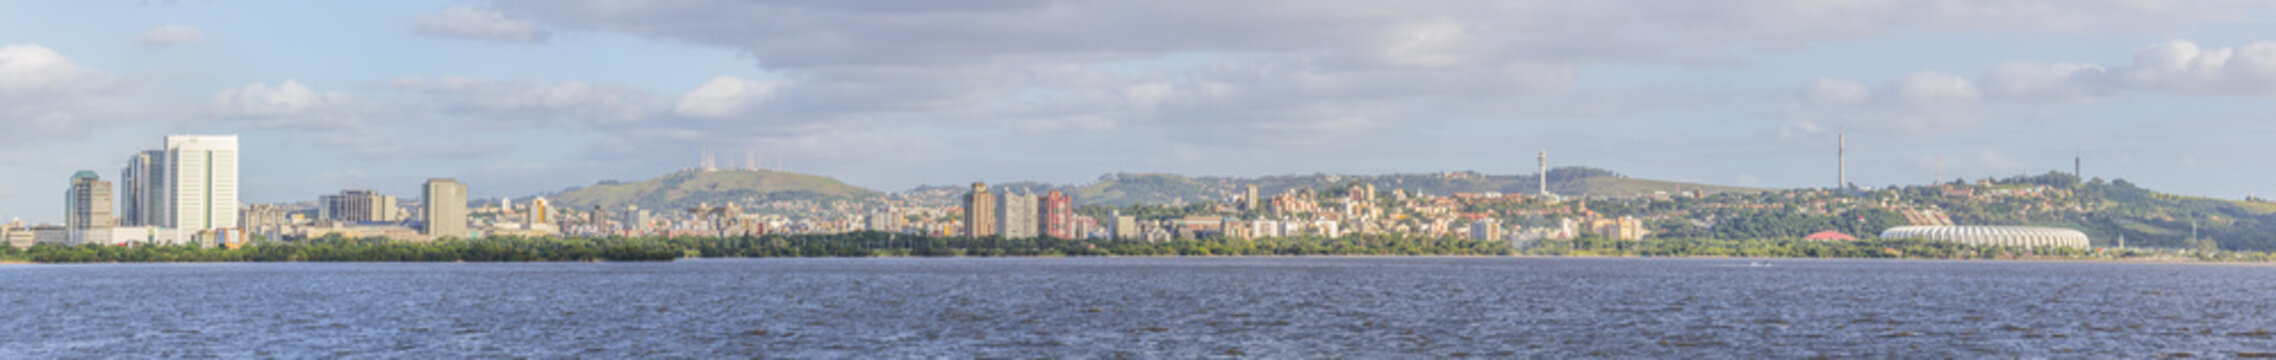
[2,258,2273,358]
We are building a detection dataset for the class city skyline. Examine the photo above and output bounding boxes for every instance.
[6,1,2276,223]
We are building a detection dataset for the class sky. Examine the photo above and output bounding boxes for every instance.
[3,0,2276,223]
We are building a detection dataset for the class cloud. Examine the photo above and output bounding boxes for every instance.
[386,77,665,126]
[411,6,548,44]
[138,25,206,47]
[0,45,118,93]
[479,0,2246,153]
[675,76,778,119]
[1819,40,2276,109]
[0,44,143,146]
[2114,40,2276,95]
[1889,72,1981,104]
[1979,61,2115,102]
[1786,71,1988,136]
[1800,78,1871,106]
[208,80,363,128]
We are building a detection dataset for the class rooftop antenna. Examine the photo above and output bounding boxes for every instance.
[1934,151,1942,186]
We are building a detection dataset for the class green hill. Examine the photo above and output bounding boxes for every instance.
[547,169,878,211]
[1047,167,1766,206]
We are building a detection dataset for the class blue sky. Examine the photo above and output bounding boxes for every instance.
[2,1,2274,223]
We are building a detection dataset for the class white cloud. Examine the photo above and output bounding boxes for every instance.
[0,45,116,93]
[675,76,778,119]
[1890,71,1981,104]
[138,25,206,47]
[2114,40,2276,95]
[411,6,548,44]
[0,44,142,146]
[388,77,664,125]
[208,80,361,128]
[1800,78,1871,106]
[1979,61,2114,102]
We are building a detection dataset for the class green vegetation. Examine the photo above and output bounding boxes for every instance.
[1524,236,2276,262]
[547,169,876,211]
[7,231,2272,263]
[1052,168,1766,207]
[3,235,681,263]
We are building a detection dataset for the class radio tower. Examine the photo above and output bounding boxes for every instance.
[700,150,717,172]
[1837,129,1846,190]
[1537,149,1549,196]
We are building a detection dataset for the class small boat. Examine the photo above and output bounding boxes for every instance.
[1747,261,1773,268]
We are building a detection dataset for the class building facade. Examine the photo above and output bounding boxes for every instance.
[322,189,401,223]
[66,171,115,231]
[164,135,240,231]
[1039,190,1073,239]
[999,191,1038,239]
[963,183,995,237]
[119,150,165,227]
[526,197,553,227]
[423,178,468,238]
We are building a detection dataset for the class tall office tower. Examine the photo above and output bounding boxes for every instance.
[999,191,1038,239]
[66,171,114,230]
[119,150,165,226]
[963,182,995,237]
[1244,184,1259,212]
[164,135,239,230]
[527,197,552,225]
[1039,190,1073,239]
[423,178,468,237]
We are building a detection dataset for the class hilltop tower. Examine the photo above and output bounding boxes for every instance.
[1537,150,1548,196]
[1837,130,1846,189]
[700,150,718,172]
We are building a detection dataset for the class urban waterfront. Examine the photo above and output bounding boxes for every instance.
[0,258,2269,358]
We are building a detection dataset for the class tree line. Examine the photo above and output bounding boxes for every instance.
[3,231,2271,263]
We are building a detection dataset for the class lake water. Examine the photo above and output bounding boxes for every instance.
[0,258,2270,358]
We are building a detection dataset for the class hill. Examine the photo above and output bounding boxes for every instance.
[547,169,877,211]
[964,167,1768,207]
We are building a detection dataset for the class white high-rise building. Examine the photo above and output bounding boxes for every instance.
[998,192,1038,239]
[162,135,240,231]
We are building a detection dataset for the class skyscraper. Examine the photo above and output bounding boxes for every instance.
[1040,190,1073,239]
[422,179,468,238]
[119,150,164,226]
[527,197,553,226]
[999,191,1039,239]
[164,135,239,231]
[1244,184,1259,212]
[66,171,114,230]
[963,182,996,237]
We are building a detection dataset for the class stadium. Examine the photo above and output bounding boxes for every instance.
[1878,226,2091,249]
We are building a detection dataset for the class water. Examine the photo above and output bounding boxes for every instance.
[0,258,2271,358]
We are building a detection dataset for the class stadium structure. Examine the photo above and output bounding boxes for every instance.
[1878,226,2090,249]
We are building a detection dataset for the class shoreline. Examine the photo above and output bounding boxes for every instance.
[3,254,2264,265]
